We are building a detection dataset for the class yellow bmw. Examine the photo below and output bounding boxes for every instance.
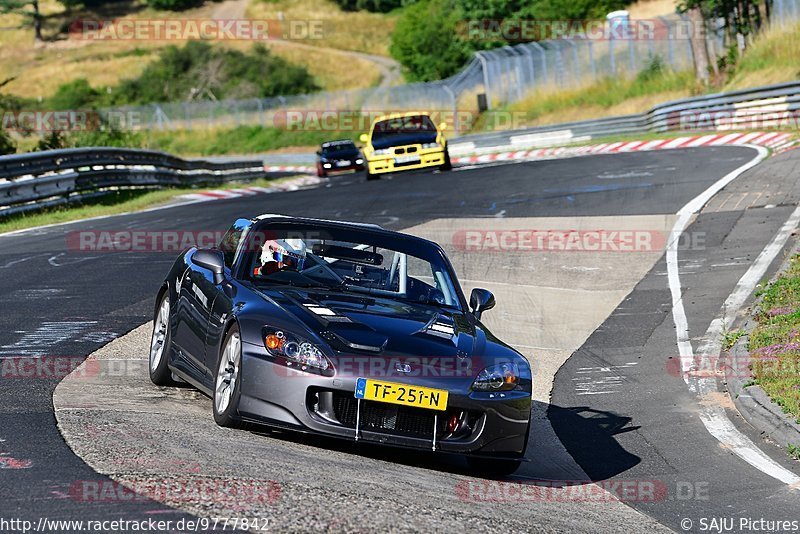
[359,112,451,180]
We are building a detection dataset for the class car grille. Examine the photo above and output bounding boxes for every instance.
[331,391,446,438]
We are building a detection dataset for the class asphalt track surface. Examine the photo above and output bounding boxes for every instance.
[1,146,799,531]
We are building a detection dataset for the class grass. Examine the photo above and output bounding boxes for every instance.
[485,69,699,131]
[725,21,800,90]
[245,0,398,57]
[722,328,747,351]
[747,253,800,420]
[0,175,298,234]
[143,125,355,156]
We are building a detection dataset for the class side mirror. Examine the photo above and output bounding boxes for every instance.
[359,133,369,143]
[315,150,321,156]
[470,288,495,320]
[439,122,447,131]
[193,248,225,285]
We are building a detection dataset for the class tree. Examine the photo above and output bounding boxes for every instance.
[0,0,42,41]
[390,0,471,81]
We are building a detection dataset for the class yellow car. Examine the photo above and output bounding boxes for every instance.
[359,112,451,180]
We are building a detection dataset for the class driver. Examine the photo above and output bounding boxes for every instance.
[254,238,307,277]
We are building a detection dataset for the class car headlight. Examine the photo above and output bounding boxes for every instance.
[264,329,331,372]
[421,142,440,149]
[322,163,332,169]
[355,158,364,164]
[471,362,519,391]
[372,148,391,156]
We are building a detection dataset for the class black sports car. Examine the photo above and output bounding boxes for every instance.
[315,140,365,177]
[149,215,532,474]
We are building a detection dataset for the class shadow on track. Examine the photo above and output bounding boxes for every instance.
[548,402,642,481]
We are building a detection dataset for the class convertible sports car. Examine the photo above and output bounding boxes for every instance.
[149,215,532,473]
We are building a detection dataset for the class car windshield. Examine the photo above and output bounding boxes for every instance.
[242,224,462,310]
[321,142,356,155]
[372,115,436,140]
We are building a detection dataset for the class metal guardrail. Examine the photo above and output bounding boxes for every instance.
[454,81,800,151]
[0,148,271,217]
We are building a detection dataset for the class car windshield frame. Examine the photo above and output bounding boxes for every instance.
[321,142,357,155]
[235,221,467,311]
[371,115,437,140]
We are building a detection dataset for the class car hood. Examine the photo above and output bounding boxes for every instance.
[261,287,472,352]
[371,132,438,150]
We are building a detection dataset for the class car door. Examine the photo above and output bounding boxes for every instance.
[171,255,218,380]
[203,218,254,372]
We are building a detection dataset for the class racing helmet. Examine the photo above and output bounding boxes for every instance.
[260,238,307,271]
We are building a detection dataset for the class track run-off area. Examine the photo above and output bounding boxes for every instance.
[1,145,800,532]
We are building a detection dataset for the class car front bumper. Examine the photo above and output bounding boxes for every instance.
[366,148,446,175]
[238,342,531,456]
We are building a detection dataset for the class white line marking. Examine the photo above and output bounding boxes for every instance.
[667,144,800,486]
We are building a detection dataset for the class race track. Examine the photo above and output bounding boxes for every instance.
[2,146,800,532]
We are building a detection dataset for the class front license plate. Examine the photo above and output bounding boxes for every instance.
[336,160,350,166]
[394,155,420,164]
[355,378,448,411]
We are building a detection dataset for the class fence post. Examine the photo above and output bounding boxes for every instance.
[628,35,636,73]
[587,41,597,80]
[661,17,675,68]
[566,40,581,86]
[530,42,548,86]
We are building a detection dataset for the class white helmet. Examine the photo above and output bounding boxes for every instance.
[261,239,307,271]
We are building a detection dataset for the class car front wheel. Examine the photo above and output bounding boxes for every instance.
[149,291,177,386]
[213,325,243,428]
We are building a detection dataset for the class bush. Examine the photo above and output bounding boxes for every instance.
[47,79,100,110]
[636,55,665,83]
[34,131,67,151]
[110,41,318,105]
[67,126,144,149]
[0,129,16,155]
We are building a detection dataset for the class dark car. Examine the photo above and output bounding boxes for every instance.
[149,215,532,474]
[315,140,364,177]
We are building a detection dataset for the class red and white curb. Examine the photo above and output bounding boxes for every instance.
[264,165,315,174]
[178,174,321,202]
[451,131,798,165]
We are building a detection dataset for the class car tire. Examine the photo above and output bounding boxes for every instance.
[149,291,178,387]
[213,325,243,428]
[440,148,452,171]
[466,456,523,477]
[366,168,379,181]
